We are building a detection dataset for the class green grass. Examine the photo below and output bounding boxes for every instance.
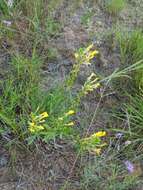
[0,42,104,148]
[110,28,143,162]
[115,92,143,144]
[81,9,94,26]
[0,53,41,138]
[81,156,139,190]
[116,29,143,65]
[115,29,143,89]
[105,0,126,15]
[0,57,73,144]
[45,17,61,37]
[1,1,143,189]
[0,0,10,16]
[0,52,71,141]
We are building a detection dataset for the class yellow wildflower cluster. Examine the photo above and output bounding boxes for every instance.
[91,131,106,138]
[28,112,49,133]
[75,44,99,65]
[80,131,106,155]
[67,44,99,88]
[65,122,74,126]
[83,131,106,141]
[92,148,101,155]
[82,73,100,95]
[58,110,75,127]
[65,110,75,116]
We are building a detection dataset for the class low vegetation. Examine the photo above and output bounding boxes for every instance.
[105,0,126,15]
[0,0,143,189]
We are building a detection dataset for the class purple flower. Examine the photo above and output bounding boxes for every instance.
[115,133,123,138]
[125,140,131,146]
[124,160,134,173]
[3,20,12,26]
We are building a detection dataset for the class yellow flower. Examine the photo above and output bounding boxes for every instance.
[39,119,46,123]
[89,50,98,58]
[74,53,79,59]
[65,122,74,126]
[36,125,44,131]
[29,127,35,133]
[65,110,75,116]
[85,50,99,63]
[58,117,64,121]
[92,82,100,89]
[40,112,49,119]
[29,122,35,127]
[29,125,44,133]
[83,73,100,94]
[87,50,99,58]
[92,131,106,138]
[85,44,94,52]
[92,148,101,155]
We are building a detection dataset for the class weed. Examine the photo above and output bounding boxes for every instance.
[0,43,104,153]
[47,0,64,16]
[47,47,59,60]
[116,92,143,144]
[81,9,94,27]
[115,29,143,89]
[25,45,102,145]
[0,52,42,138]
[105,0,126,15]
[79,131,106,154]
[66,44,99,88]
[0,0,10,16]
[27,109,75,144]
[0,20,14,39]
[116,29,143,65]
[82,157,140,190]
[1,1,143,188]
[16,0,44,19]
[45,17,61,37]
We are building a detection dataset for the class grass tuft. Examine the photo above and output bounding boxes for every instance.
[105,0,126,15]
